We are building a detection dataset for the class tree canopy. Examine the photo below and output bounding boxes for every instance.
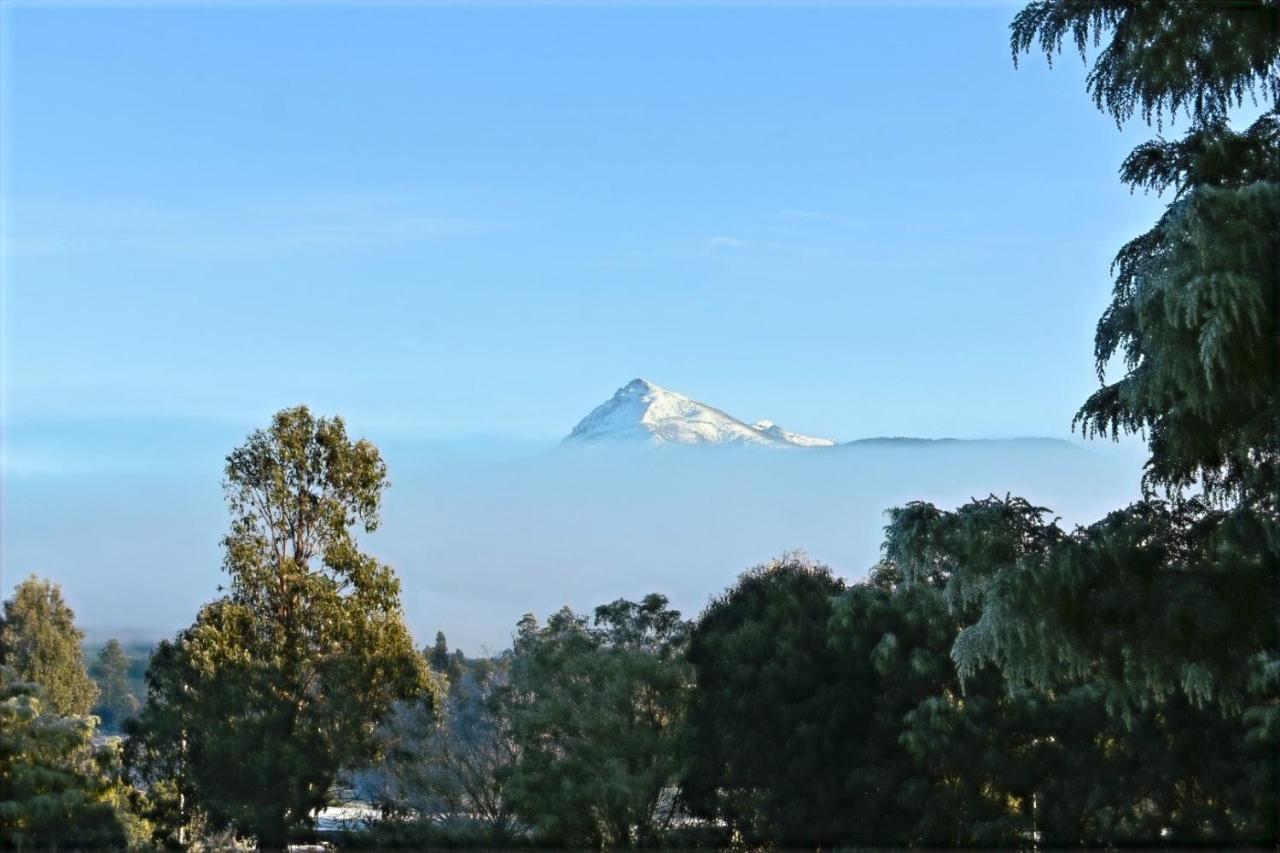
[1011,0,1279,126]
[503,594,690,847]
[1010,1,1280,503]
[0,667,147,849]
[126,406,439,848]
[370,647,519,845]
[681,555,858,846]
[0,576,98,717]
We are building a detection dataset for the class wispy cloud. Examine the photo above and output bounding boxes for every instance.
[1,194,496,259]
[705,235,753,249]
[778,208,862,228]
[598,207,863,275]
[698,207,861,257]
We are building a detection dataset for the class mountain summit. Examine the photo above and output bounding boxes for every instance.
[564,379,836,447]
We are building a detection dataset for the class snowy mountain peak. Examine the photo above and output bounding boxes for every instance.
[564,379,836,447]
[622,377,658,393]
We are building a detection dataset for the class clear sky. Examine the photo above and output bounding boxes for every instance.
[2,1,1171,450]
[2,2,1168,645]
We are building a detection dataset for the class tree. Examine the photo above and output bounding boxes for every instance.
[126,406,440,848]
[879,496,1278,844]
[425,629,463,682]
[681,555,858,847]
[886,496,1274,712]
[1012,1,1280,502]
[0,575,98,716]
[91,639,140,731]
[429,631,451,673]
[504,594,690,847]
[1011,2,1278,127]
[373,653,519,843]
[825,563,1037,848]
[0,666,148,848]
[892,0,1280,774]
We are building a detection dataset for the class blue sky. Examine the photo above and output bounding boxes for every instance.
[3,1,1176,645]
[2,1,1171,451]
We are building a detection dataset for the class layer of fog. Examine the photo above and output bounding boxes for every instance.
[2,430,1144,653]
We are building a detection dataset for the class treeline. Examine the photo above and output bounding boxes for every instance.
[3,532,1274,848]
[2,0,1277,849]
[357,539,1278,848]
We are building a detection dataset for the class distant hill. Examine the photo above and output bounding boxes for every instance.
[842,436,1078,449]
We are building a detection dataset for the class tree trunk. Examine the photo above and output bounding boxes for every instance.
[256,814,290,852]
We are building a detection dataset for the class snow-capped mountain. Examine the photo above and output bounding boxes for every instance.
[751,420,836,448]
[564,379,836,447]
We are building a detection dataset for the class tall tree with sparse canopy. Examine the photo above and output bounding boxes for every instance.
[0,575,98,716]
[126,406,438,848]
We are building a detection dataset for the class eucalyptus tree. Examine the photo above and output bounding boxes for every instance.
[126,406,438,848]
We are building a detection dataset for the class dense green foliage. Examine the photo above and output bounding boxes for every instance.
[1011,0,1278,127]
[682,555,853,846]
[830,2,1280,845]
[1080,165,1279,502]
[0,576,98,717]
[913,0,1280,737]
[886,496,1276,717]
[862,529,1275,845]
[0,668,146,849]
[125,407,438,848]
[503,595,690,847]
[1013,0,1280,502]
[827,564,1027,847]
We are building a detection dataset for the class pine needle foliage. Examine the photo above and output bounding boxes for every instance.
[885,496,1277,716]
[1011,0,1280,127]
[1080,171,1280,503]
[1014,1,1280,503]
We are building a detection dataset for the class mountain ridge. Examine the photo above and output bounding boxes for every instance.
[564,379,835,448]
[563,379,1077,450]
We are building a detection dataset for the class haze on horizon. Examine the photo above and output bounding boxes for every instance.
[3,2,1156,650]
